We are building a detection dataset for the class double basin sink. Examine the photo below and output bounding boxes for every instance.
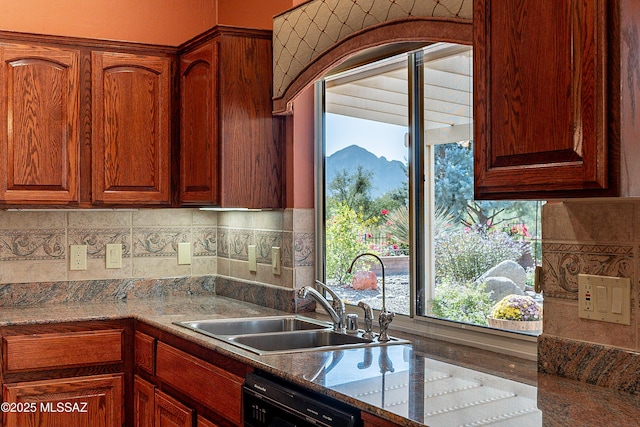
[175,315,408,355]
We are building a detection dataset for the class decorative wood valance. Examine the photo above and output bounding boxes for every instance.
[272,0,472,114]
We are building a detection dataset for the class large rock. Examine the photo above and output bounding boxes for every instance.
[480,260,527,290]
[483,277,524,302]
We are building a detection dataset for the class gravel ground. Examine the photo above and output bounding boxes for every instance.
[327,275,411,315]
[327,274,544,317]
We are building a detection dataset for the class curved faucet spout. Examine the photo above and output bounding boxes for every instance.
[348,252,394,342]
[297,281,346,332]
[348,252,387,313]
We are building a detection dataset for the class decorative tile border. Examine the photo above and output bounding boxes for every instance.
[133,227,191,257]
[0,229,65,261]
[542,243,634,299]
[255,231,282,264]
[193,227,217,257]
[538,334,640,395]
[228,228,253,261]
[294,232,314,267]
[69,228,131,258]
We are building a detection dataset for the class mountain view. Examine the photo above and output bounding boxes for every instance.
[326,145,406,198]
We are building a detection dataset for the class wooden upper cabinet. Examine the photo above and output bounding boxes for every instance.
[179,29,283,208]
[92,51,172,205]
[180,42,219,205]
[0,44,80,204]
[473,0,610,199]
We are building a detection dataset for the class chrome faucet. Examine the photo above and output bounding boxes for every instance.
[357,301,375,340]
[348,253,394,342]
[298,280,346,332]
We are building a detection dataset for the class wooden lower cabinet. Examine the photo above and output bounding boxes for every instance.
[2,373,123,427]
[361,412,400,427]
[134,376,220,427]
[155,390,193,427]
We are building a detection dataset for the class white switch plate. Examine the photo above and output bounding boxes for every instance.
[248,245,257,272]
[70,245,87,270]
[578,274,631,325]
[105,243,122,269]
[177,242,191,265]
[272,246,281,275]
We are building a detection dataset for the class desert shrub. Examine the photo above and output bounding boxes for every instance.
[435,226,524,283]
[430,281,493,325]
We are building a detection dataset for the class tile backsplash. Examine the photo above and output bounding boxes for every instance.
[0,208,315,289]
[539,200,640,393]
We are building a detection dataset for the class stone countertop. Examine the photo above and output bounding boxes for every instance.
[0,295,638,426]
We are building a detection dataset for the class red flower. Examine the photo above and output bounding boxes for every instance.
[381,209,389,215]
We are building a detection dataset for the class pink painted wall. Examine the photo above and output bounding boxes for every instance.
[0,0,295,45]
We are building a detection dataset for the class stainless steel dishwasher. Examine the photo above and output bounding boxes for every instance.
[243,371,362,427]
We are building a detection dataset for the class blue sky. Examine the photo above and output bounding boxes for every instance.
[325,113,408,162]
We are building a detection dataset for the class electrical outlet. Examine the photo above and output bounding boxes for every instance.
[70,245,87,270]
[105,243,122,269]
[578,274,631,325]
[272,246,281,275]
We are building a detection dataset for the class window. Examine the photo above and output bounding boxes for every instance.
[317,43,543,347]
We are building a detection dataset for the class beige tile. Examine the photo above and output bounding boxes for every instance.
[192,209,218,226]
[192,257,217,276]
[254,210,284,231]
[229,259,255,281]
[68,211,132,228]
[255,263,293,288]
[283,208,294,232]
[293,208,315,232]
[68,257,132,281]
[294,265,315,289]
[132,257,192,279]
[223,211,254,229]
[0,211,66,229]
[0,260,67,284]
[133,209,193,226]
[216,256,230,276]
[543,201,635,243]
[543,297,637,350]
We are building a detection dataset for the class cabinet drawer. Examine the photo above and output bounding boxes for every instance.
[135,331,156,373]
[156,342,243,425]
[3,329,123,372]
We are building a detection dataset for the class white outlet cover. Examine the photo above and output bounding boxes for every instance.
[177,242,192,265]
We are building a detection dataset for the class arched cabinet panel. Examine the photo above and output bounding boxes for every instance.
[92,51,172,205]
[0,44,80,204]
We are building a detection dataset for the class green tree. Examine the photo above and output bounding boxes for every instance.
[325,201,378,284]
[434,142,537,228]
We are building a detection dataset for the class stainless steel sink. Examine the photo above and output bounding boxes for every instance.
[229,329,372,354]
[174,315,410,355]
[177,315,330,337]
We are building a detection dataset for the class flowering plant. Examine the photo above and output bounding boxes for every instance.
[490,294,542,321]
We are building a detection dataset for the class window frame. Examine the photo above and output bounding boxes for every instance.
[314,49,539,360]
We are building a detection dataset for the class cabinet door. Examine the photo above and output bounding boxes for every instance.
[155,390,193,427]
[180,42,219,205]
[474,0,608,198]
[197,415,219,427]
[92,51,171,205]
[0,44,80,204]
[3,373,123,427]
[134,376,155,427]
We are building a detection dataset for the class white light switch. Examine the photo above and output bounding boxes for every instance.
[177,242,191,265]
[105,243,122,269]
[272,246,281,275]
[248,245,257,272]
